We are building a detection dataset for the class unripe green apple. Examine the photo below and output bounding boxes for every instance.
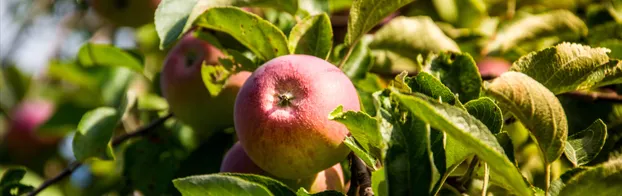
[90,0,161,27]
[160,33,251,136]
[220,142,345,193]
[234,54,359,179]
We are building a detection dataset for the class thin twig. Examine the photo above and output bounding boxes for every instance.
[338,39,360,69]
[27,113,173,196]
[481,163,489,196]
[347,153,374,196]
[27,162,82,196]
[111,113,173,146]
[432,160,462,196]
[564,91,622,104]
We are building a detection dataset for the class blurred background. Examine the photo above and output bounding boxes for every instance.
[0,0,621,195]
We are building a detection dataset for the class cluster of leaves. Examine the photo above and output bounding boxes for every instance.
[1,0,622,195]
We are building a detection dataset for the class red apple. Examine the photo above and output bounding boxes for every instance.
[160,33,251,137]
[220,142,266,175]
[220,142,345,193]
[477,57,512,79]
[90,0,161,28]
[234,54,360,179]
[3,99,57,159]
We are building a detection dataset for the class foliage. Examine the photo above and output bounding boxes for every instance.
[1,0,622,196]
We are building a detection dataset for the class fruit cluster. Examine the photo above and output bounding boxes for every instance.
[159,32,361,192]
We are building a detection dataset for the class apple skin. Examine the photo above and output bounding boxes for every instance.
[477,57,512,79]
[160,33,251,137]
[234,54,359,179]
[90,0,161,27]
[220,142,345,193]
[220,142,267,175]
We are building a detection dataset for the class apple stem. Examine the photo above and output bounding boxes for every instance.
[277,93,294,107]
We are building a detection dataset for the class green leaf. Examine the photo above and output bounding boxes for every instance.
[464,97,503,134]
[485,72,568,163]
[391,90,531,195]
[343,137,377,169]
[173,173,296,196]
[587,22,622,45]
[222,173,294,196]
[288,13,332,59]
[371,167,388,196]
[155,0,199,49]
[484,71,568,164]
[564,119,608,166]
[156,0,298,48]
[427,52,482,103]
[384,114,435,195]
[225,49,258,72]
[599,40,622,59]
[399,71,457,105]
[549,167,588,196]
[194,7,289,60]
[345,0,414,46]
[334,36,374,80]
[495,132,516,165]
[72,107,118,161]
[0,182,34,196]
[0,167,26,186]
[510,43,620,94]
[173,175,273,196]
[454,0,488,28]
[137,93,169,111]
[484,10,587,54]
[201,65,231,97]
[77,43,143,73]
[329,106,384,158]
[558,159,622,196]
[370,16,460,65]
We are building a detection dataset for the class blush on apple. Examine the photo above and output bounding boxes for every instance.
[477,57,512,80]
[234,54,360,180]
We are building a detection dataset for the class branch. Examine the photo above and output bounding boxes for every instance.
[564,91,622,104]
[347,153,374,196]
[27,113,173,196]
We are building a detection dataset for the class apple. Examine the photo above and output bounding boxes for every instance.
[220,142,345,193]
[220,142,266,175]
[3,99,57,160]
[90,0,161,28]
[234,54,360,179]
[160,33,251,137]
[477,57,512,80]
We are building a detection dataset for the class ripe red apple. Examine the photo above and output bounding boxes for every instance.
[90,0,161,27]
[220,142,266,175]
[234,54,360,179]
[3,100,57,159]
[160,33,251,136]
[477,57,511,79]
[220,142,345,193]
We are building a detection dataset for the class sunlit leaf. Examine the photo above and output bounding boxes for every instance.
[345,0,414,46]
[289,13,333,59]
[484,71,568,163]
